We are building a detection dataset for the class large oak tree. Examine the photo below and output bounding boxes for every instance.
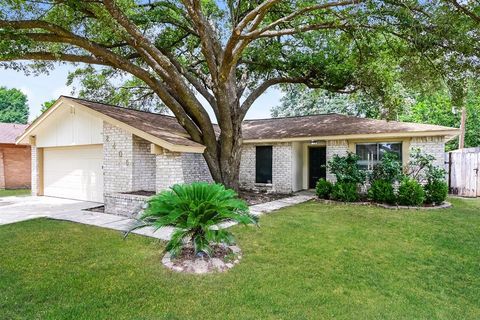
[0,0,476,189]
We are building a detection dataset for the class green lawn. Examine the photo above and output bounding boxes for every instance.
[1,198,479,319]
[0,189,30,197]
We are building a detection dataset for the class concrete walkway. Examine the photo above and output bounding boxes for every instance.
[0,192,315,240]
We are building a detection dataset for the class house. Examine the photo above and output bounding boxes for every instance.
[16,96,459,216]
[0,123,31,189]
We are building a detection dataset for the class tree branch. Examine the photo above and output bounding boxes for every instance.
[0,52,110,66]
[446,0,480,23]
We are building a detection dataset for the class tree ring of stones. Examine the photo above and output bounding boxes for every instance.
[161,245,242,274]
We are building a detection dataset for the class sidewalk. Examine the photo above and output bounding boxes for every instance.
[1,192,315,240]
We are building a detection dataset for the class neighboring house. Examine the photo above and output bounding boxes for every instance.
[16,96,459,217]
[0,123,31,189]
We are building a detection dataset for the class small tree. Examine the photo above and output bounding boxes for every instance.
[327,152,366,184]
[0,87,29,124]
[369,152,404,183]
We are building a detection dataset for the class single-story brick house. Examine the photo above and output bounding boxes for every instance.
[0,122,31,189]
[16,96,459,216]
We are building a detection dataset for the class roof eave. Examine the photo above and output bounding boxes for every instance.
[16,97,206,153]
[242,129,461,144]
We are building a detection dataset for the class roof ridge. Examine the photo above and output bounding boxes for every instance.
[61,95,179,119]
[244,113,343,121]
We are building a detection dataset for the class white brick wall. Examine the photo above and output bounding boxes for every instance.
[156,150,184,192]
[132,135,156,191]
[103,123,156,193]
[239,142,293,193]
[103,123,134,193]
[182,153,213,184]
[273,143,293,193]
[326,140,349,183]
[410,136,446,169]
[31,146,38,196]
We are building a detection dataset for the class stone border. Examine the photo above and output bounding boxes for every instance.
[376,201,452,210]
[161,245,242,274]
[316,198,452,210]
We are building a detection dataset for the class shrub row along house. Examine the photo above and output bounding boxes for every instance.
[16,96,459,216]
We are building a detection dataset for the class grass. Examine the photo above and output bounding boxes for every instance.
[0,198,479,319]
[0,189,30,197]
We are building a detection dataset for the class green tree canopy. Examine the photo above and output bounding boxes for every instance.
[0,87,29,124]
[0,0,478,188]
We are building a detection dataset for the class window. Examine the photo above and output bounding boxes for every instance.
[356,142,402,170]
[256,146,272,183]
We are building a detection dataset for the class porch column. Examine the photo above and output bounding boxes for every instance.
[155,149,184,192]
[326,140,349,183]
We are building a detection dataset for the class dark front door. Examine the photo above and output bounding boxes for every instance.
[309,147,327,188]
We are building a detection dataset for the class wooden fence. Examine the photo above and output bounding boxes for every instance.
[446,148,480,197]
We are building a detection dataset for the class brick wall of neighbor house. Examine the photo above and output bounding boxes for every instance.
[239,142,293,193]
[409,136,446,169]
[326,140,349,182]
[182,153,213,184]
[0,145,31,189]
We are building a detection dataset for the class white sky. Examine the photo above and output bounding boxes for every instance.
[0,65,283,122]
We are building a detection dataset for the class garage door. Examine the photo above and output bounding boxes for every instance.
[43,145,103,202]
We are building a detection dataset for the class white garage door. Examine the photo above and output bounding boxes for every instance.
[43,145,103,202]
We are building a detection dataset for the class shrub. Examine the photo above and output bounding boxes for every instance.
[368,180,396,204]
[424,180,448,205]
[369,152,404,183]
[397,178,425,206]
[327,152,366,184]
[128,183,258,257]
[316,178,332,199]
[331,182,359,202]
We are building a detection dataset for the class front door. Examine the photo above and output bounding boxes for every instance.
[309,147,326,189]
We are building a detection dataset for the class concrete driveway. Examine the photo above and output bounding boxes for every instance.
[0,196,100,225]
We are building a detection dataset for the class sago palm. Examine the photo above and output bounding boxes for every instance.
[129,183,258,257]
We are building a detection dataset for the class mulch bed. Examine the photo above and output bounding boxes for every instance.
[122,190,156,196]
[174,245,233,263]
[239,190,292,205]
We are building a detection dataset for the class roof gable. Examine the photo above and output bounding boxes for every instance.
[16,97,205,153]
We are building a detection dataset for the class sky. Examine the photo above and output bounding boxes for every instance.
[0,65,284,122]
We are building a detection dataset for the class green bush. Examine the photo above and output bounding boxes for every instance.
[128,183,258,257]
[316,178,333,199]
[331,182,359,202]
[424,180,448,205]
[397,178,425,206]
[327,152,366,184]
[368,180,396,204]
[369,152,404,183]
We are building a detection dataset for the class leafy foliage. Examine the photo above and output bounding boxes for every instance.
[424,181,448,205]
[401,88,480,151]
[0,87,28,124]
[397,178,425,206]
[368,180,396,205]
[327,153,366,184]
[331,182,359,203]
[130,183,257,257]
[407,149,446,184]
[369,152,404,184]
[40,99,56,113]
[315,178,332,200]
